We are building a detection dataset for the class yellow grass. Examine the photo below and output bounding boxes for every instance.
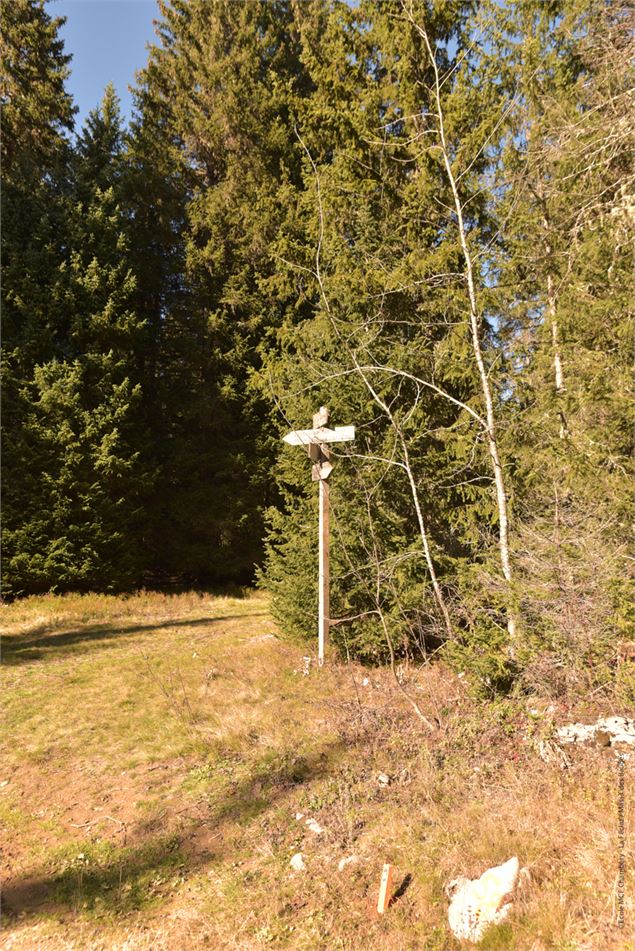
[0,591,633,949]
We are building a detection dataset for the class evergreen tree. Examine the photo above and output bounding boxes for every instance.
[488,0,634,691]
[123,58,191,586]
[129,0,312,584]
[1,0,75,596]
[3,86,146,594]
[260,0,511,665]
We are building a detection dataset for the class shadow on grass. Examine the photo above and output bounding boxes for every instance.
[1,613,268,666]
[1,741,345,924]
[1,832,189,921]
[390,872,413,906]
[211,742,343,826]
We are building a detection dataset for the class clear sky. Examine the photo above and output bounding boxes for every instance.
[46,0,159,133]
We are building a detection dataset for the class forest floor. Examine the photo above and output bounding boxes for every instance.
[0,591,633,950]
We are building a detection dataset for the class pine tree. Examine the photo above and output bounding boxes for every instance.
[4,87,146,594]
[123,58,192,586]
[129,0,312,585]
[488,0,634,691]
[1,0,75,596]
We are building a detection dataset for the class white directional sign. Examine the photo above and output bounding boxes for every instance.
[283,425,355,446]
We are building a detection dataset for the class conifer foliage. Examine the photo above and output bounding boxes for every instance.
[1,0,632,696]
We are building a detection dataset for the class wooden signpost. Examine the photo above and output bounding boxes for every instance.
[283,407,355,666]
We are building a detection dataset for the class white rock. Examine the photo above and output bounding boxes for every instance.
[447,856,520,943]
[598,716,635,733]
[289,852,305,871]
[295,812,304,821]
[338,855,358,871]
[377,772,391,786]
[305,818,324,835]
[361,678,370,687]
[556,716,635,752]
[556,723,598,744]
[612,734,635,747]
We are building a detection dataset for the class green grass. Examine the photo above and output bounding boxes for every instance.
[1,591,633,950]
[51,834,186,916]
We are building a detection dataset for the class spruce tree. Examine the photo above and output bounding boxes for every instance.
[4,86,146,594]
[260,0,510,665]
[487,0,634,690]
[129,0,311,584]
[123,62,192,586]
[1,0,75,596]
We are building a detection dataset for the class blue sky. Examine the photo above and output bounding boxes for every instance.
[46,0,159,132]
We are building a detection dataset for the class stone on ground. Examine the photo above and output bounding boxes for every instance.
[447,856,521,943]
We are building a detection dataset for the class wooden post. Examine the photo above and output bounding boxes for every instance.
[282,406,354,667]
[314,406,330,667]
[318,475,330,666]
[377,863,394,914]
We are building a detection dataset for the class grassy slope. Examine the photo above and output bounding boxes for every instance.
[0,592,633,950]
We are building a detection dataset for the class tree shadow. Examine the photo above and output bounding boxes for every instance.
[1,613,268,666]
[1,831,192,922]
[1,740,345,925]
[211,743,341,826]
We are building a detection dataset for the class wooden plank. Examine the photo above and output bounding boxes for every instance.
[318,477,330,666]
[283,430,315,446]
[377,863,394,914]
[283,425,355,446]
[319,425,355,442]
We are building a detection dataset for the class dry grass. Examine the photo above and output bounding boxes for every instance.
[0,591,633,950]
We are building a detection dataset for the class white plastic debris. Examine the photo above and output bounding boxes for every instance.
[289,853,305,871]
[294,812,304,821]
[447,856,521,943]
[361,678,370,687]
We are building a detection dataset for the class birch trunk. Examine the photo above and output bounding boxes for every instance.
[405,6,516,639]
[543,227,567,439]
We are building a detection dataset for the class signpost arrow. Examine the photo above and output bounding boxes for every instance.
[312,460,333,482]
[282,407,355,665]
[283,425,355,446]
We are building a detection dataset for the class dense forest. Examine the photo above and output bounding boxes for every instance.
[2,0,633,696]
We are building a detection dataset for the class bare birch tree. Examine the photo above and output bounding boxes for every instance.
[401,1,517,640]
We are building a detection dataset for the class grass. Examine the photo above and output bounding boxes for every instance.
[0,590,633,949]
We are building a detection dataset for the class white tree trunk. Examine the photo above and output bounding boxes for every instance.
[405,6,516,639]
